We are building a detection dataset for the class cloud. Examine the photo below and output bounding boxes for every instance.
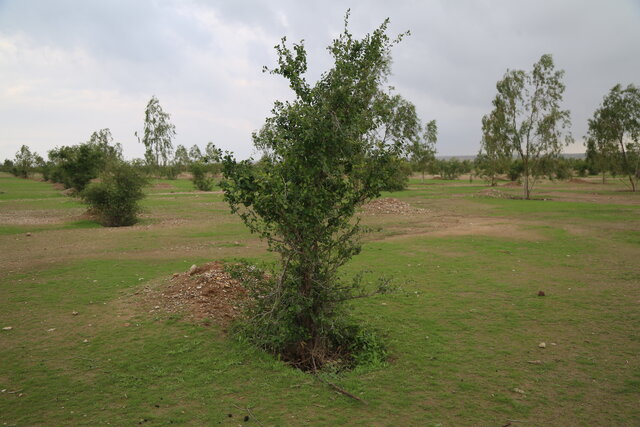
[1,0,639,160]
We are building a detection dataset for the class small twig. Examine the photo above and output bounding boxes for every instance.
[313,374,368,404]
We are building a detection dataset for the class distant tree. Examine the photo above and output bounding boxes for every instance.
[222,14,412,369]
[12,145,37,178]
[204,142,223,175]
[1,159,14,173]
[435,158,464,180]
[485,54,572,199]
[409,120,437,182]
[48,129,122,191]
[586,84,640,191]
[188,144,203,163]
[139,96,176,170]
[172,144,190,171]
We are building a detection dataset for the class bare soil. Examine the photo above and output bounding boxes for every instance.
[142,262,247,328]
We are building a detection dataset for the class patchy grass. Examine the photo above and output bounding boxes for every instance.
[0,174,638,425]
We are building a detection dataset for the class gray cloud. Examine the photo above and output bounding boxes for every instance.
[1,0,639,161]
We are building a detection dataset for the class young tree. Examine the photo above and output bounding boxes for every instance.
[139,96,176,170]
[409,120,437,182]
[82,161,148,226]
[586,84,640,191]
[485,54,572,199]
[222,14,418,368]
[12,145,37,178]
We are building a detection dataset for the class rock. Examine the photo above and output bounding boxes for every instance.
[513,388,526,394]
[83,339,89,343]
[47,328,56,332]
[188,264,198,275]
[2,326,12,331]
[26,232,32,237]
[539,342,546,348]
[172,273,180,278]
[527,360,542,364]
[538,290,545,296]
[72,311,79,316]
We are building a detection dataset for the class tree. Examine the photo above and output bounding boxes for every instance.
[172,144,190,171]
[188,144,203,163]
[586,84,640,191]
[12,145,37,178]
[409,120,437,182]
[221,13,417,369]
[47,129,122,191]
[485,54,572,199]
[139,96,176,170]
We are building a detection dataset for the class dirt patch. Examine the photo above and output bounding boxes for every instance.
[363,198,428,215]
[568,178,594,184]
[0,208,85,225]
[142,261,247,328]
[501,181,521,187]
[153,183,174,189]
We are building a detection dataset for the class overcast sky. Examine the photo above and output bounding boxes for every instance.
[1,0,639,161]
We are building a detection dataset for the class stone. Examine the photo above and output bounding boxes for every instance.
[539,342,546,348]
[188,264,198,275]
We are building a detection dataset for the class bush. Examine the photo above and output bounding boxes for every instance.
[81,162,148,227]
[190,161,214,191]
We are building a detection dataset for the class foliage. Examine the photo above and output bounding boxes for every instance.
[139,96,176,170]
[173,144,190,171]
[433,158,466,180]
[409,119,437,181]
[485,54,572,198]
[380,157,412,191]
[188,144,203,163]
[81,161,148,226]
[12,145,37,178]
[507,159,524,181]
[221,13,416,369]
[47,129,122,191]
[190,161,214,191]
[477,110,511,186]
[586,83,640,191]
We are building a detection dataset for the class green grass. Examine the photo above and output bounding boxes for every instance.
[0,174,638,425]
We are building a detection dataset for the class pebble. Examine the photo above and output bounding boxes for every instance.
[2,326,12,331]
[539,342,546,348]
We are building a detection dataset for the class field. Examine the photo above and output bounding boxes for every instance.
[1,172,639,426]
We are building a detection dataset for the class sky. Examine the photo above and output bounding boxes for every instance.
[1,0,639,161]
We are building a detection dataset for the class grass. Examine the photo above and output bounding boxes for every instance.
[0,173,639,425]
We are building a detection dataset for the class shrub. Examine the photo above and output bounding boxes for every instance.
[81,162,148,227]
[190,161,214,191]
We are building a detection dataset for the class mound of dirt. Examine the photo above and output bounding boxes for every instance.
[150,262,247,327]
[363,198,427,215]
